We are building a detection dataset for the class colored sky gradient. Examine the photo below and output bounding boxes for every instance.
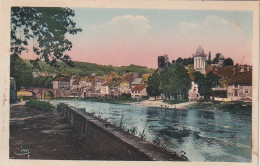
[22,8,253,69]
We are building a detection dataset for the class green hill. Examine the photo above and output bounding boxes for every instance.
[24,60,154,76]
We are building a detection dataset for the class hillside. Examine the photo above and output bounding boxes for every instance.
[23,60,154,76]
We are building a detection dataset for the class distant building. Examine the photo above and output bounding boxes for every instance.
[211,54,225,67]
[193,46,207,74]
[131,78,143,88]
[100,78,113,98]
[53,76,70,90]
[227,66,252,101]
[131,85,147,100]
[188,72,203,100]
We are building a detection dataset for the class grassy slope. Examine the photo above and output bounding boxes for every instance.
[24,60,154,76]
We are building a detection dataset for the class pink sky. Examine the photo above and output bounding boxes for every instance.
[21,10,253,69]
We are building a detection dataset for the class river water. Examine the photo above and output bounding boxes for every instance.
[49,100,252,162]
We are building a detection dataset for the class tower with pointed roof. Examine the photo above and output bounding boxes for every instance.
[193,46,207,74]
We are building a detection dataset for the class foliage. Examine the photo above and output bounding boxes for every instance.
[11,7,82,68]
[22,59,154,76]
[174,57,194,66]
[207,51,211,65]
[212,53,221,64]
[57,103,68,112]
[10,55,33,90]
[146,71,162,99]
[25,100,54,111]
[161,64,191,100]
[194,71,220,101]
[224,58,234,66]
[31,76,53,88]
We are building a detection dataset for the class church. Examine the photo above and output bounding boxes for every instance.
[188,46,207,100]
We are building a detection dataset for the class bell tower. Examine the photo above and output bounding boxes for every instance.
[193,46,206,74]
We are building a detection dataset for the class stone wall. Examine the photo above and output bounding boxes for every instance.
[59,105,189,161]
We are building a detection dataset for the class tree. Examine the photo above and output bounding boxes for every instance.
[208,51,212,65]
[212,53,221,64]
[224,58,234,66]
[146,71,161,100]
[194,71,220,101]
[176,57,183,64]
[161,64,191,100]
[10,55,33,90]
[11,7,82,68]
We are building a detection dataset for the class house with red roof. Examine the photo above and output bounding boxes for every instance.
[227,66,252,101]
[131,85,148,100]
[100,78,113,97]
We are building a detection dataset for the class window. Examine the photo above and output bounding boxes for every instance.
[234,84,238,88]
[244,89,248,94]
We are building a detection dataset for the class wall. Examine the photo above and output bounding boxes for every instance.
[59,105,188,161]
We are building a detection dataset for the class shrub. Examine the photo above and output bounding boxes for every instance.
[25,100,54,112]
[57,103,68,112]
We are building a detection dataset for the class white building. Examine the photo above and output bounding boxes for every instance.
[131,85,147,100]
[193,46,207,74]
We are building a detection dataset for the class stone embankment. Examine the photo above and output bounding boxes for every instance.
[10,103,188,161]
[60,105,188,161]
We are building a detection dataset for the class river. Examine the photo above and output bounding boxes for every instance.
[49,100,252,162]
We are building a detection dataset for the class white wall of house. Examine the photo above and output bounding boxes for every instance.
[100,86,109,96]
[53,81,59,89]
[131,88,147,99]
[227,84,252,100]
[188,81,202,100]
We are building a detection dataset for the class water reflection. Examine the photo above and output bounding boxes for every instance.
[49,100,252,162]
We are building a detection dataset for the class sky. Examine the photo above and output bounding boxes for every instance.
[22,8,253,69]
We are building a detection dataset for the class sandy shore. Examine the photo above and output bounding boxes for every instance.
[130,100,197,109]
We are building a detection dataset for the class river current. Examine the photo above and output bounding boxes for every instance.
[49,100,252,162]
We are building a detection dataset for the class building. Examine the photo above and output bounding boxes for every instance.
[131,85,147,100]
[193,46,207,74]
[100,78,113,98]
[188,46,207,100]
[131,78,143,88]
[53,76,70,90]
[227,66,252,101]
[188,72,203,100]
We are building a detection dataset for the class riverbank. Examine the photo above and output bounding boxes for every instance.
[130,100,197,109]
[54,97,137,104]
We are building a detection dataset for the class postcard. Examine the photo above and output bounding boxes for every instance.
[0,0,259,166]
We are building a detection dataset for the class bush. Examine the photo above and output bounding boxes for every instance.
[57,103,68,112]
[25,100,54,112]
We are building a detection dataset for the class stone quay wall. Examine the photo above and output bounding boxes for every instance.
[59,104,189,161]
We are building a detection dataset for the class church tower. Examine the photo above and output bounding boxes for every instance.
[193,46,206,74]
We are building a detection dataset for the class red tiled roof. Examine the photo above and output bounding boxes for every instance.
[131,85,146,91]
[102,78,113,86]
[206,66,235,78]
[53,76,70,81]
[230,70,252,84]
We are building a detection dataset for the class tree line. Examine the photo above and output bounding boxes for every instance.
[146,64,220,101]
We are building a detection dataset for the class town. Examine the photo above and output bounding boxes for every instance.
[13,46,252,103]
